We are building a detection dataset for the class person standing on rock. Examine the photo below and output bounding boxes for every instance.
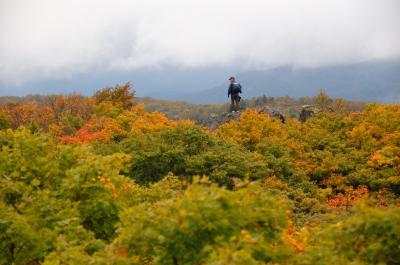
[228,76,242,112]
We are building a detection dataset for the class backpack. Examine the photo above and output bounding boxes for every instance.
[231,83,242,94]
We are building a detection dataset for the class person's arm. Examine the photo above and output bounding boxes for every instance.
[239,83,242,94]
[228,84,232,98]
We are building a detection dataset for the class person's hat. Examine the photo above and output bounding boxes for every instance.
[228,76,235,80]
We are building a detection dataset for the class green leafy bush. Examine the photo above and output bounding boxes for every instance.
[300,204,400,265]
[114,180,291,264]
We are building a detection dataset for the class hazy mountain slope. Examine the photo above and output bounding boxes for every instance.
[0,67,235,97]
[188,61,400,103]
[1,61,398,103]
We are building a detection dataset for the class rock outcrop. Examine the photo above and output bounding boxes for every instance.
[206,111,241,130]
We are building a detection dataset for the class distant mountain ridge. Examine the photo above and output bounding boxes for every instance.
[1,60,399,103]
[185,61,400,104]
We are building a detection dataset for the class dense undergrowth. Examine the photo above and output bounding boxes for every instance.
[0,83,399,264]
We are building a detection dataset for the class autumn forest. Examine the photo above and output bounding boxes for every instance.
[0,83,399,265]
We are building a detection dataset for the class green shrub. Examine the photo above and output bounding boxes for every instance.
[114,181,291,264]
[300,204,400,265]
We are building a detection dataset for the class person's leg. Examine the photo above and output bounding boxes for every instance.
[231,95,237,111]
[236,95,241,110]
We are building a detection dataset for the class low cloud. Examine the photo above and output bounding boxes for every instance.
[1,0,399,87]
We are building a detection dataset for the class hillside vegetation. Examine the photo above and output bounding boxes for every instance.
[0,83,399,265]
[137,92,366,123]
[0,90,366,123]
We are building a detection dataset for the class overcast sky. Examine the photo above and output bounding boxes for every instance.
[1,0,399,90]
